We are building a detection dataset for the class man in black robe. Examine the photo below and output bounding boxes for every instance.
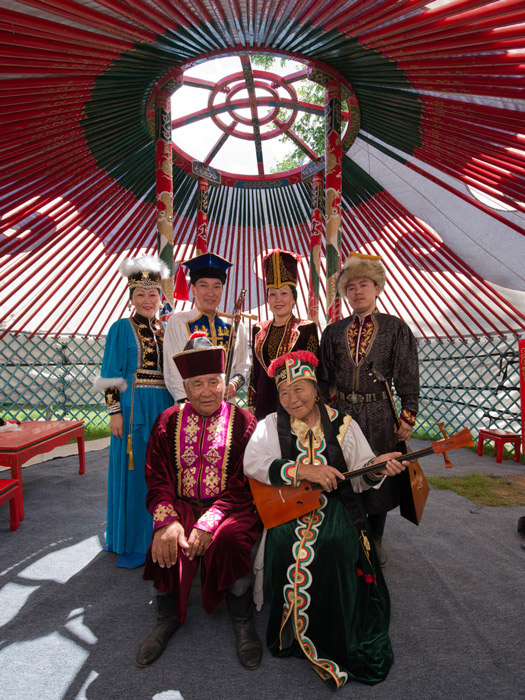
[317,253,419,565]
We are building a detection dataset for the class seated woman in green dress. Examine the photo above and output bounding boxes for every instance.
[243,350,408,691]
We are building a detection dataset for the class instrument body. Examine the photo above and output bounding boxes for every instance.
[249,428,474,529]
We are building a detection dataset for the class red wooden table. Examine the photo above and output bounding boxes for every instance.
[0,420,85,530]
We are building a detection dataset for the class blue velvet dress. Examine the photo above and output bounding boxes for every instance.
[99,314,172,567]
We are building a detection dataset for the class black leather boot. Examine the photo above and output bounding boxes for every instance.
[226,588,262,670]
[136,594,181,667]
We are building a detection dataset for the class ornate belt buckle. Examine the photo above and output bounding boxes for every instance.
[348,393,361,403]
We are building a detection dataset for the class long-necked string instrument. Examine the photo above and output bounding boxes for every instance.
[249,428,474,529]
[224,289,246,386]
[367,361,428,525]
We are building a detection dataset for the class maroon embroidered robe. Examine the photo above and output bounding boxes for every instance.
[143,401,261,623]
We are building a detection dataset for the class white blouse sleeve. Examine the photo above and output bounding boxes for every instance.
[341,419,386,493]
[243,414,282,485]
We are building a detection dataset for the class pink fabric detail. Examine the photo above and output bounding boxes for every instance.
[195,505,224,533]
[177,401,233,500]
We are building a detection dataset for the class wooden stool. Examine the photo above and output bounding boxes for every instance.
[0,477,22,531]
[477,429,522,464]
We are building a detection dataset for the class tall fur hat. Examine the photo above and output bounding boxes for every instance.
[337,253,386,297]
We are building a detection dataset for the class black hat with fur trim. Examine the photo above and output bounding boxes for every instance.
[337,253,386,297]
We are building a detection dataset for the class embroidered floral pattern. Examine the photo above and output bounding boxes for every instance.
[105,387,121,413]
[175,402,234,500]
[203,469,220,491]
[280,500,348,689]
[183,414,200,442]
[400,408,416,426]
[187,313,232,348]
[153,503,177,523]
[130,313,164,370]
[182,469,197,492]
[277,417,349,689]
[347,314,376,367]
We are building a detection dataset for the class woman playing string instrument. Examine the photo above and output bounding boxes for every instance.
[246,250,318,420]
[243,351,408,690]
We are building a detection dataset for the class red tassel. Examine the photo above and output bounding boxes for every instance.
[174,264,189,301]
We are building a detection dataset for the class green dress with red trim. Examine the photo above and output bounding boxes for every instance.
[244,406,393,690]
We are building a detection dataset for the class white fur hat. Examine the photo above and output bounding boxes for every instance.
[119,256,170,292]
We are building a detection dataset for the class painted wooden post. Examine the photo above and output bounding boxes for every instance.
[324,81,342,325]
[518,338,525,454]
[155,84,175,303]
[196,177,209,255]
[308,170,324,325]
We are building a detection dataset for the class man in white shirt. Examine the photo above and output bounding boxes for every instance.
[163,253,250,403]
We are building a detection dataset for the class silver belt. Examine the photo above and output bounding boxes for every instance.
[337,390,388,404]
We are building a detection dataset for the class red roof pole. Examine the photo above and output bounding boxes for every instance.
[155,76,180,304]
[324,79,343,325]
[308,169,323,327]
[514,338,525,452]
[196,177,209,255]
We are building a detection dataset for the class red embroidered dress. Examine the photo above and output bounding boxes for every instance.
[247,315,318,420]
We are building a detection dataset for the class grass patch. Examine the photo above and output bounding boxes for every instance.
[428,472,525,506]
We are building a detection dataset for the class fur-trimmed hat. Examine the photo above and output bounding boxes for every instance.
[337,253,386,297]
[119,256,170,294]
[268,350,318,389]
[173,332,225,380]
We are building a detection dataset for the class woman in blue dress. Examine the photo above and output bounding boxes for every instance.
[94,256,173,568]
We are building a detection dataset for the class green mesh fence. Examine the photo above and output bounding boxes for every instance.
[0,332,521,440]
[0,333,107,432]
[416,334,521,439]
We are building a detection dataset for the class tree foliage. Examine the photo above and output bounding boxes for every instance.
[249,55,325,173]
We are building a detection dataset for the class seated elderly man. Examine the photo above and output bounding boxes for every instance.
[136,332,262,670]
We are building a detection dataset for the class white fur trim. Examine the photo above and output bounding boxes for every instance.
[119,256,169,280]
[93,376,128,392]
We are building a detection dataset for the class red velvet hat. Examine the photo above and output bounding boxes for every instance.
[262,249,302,289]
[172,332,225,380]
